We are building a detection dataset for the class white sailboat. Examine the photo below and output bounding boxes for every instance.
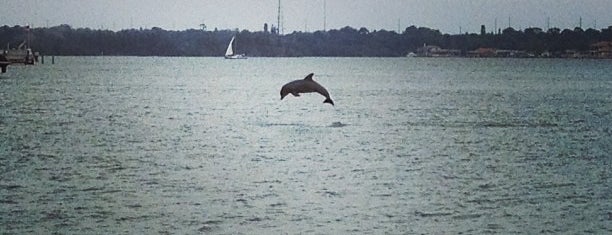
[224,36,247,59]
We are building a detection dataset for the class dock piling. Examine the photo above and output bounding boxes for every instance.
[1,55,9,73]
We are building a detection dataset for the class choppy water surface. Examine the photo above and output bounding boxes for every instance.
[1,57,611,234]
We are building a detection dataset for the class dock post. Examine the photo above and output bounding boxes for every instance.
[52,56,55,64]
[41,55,45,64]
[1,55,8,73]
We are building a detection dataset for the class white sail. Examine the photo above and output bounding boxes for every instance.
[224,36,246,59]
[225,36,235,57]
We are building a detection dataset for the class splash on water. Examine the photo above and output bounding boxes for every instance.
[329,121,348,128]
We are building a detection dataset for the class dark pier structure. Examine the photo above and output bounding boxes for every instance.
[0,55,8,73]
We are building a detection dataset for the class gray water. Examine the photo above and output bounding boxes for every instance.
[1,57,611,234]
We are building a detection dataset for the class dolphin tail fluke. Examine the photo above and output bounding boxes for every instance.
[324,98,334,106]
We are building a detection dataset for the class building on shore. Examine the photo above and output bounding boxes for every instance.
[590,41,612,58]
[467,48,497,57]
[416,44,461,57]
[412,42,612,59]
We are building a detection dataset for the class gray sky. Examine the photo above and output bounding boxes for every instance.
[1,0,611,34]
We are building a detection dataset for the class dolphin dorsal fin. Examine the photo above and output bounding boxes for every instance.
[304,73,314,81]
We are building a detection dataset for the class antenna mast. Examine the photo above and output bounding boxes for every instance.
[508,16,511,28]
[494,18,497,34]
[397,18,400,33]
[277,0,281,34]
[323,0,327,31]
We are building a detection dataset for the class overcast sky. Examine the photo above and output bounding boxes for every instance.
[1,0,611,34]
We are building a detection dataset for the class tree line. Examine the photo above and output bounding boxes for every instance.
[1,24,611,57]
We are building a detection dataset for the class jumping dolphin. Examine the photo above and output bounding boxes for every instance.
[280,73,334,105]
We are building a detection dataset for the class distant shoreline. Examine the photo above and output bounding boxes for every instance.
[4,24,609,58]
[35,55,612,60]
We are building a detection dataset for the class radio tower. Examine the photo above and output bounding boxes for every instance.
[324,0,327,31]
[277,0,282,35]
